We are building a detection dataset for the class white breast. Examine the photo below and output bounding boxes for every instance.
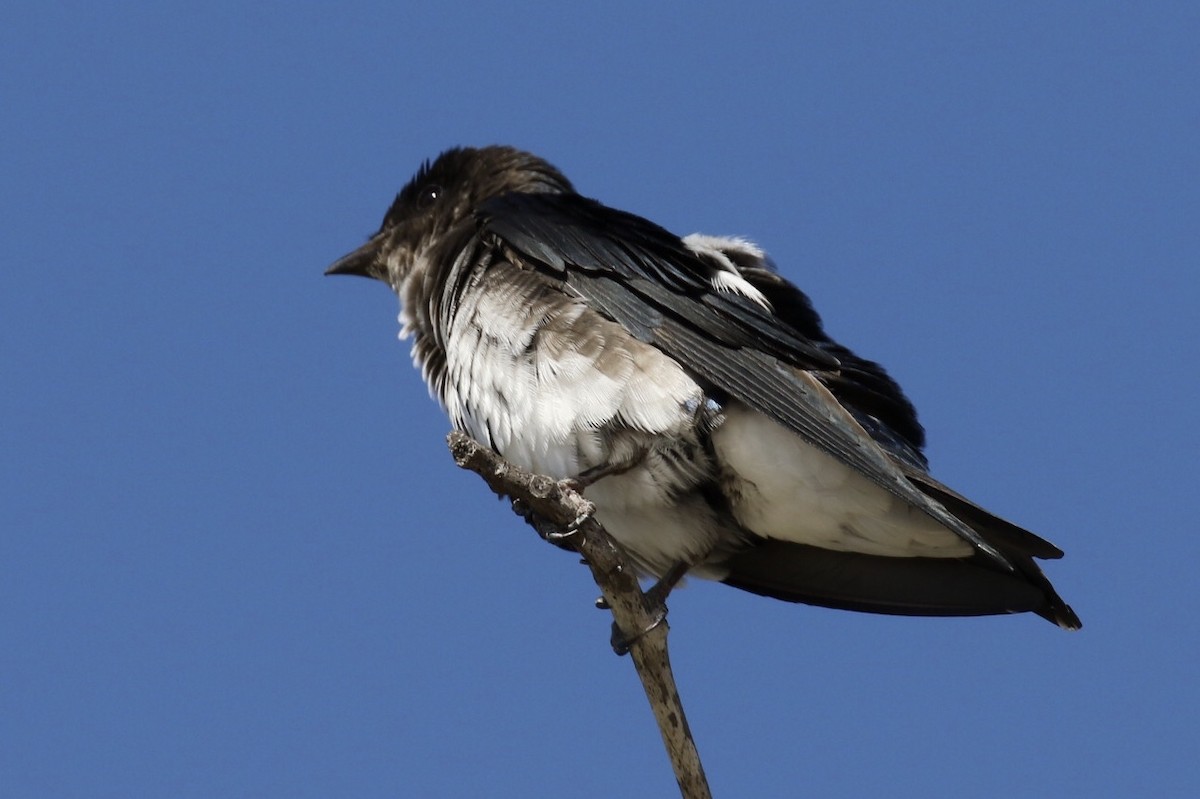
[436,271,702,477]
[404,269,738,575]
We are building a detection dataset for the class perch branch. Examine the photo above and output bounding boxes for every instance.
[448,431,711,799]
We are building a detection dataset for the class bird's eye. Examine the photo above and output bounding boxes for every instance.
[417,184,442,209]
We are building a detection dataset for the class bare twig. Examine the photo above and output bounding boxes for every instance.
[448,431,712,799]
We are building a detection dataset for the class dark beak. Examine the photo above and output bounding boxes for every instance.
[325,237,383,279]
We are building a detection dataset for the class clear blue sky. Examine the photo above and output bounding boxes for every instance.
[3,3,1196,797]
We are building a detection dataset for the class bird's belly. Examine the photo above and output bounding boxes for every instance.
[582,461,730,579]
[712,405,972,558]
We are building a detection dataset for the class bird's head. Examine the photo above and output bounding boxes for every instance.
[325,145,573,287]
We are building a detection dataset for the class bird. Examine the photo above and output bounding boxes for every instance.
[326,145,1080,630]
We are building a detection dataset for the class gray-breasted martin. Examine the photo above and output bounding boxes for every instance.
[327,145,1080,630]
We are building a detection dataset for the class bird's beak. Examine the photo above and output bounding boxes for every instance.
[325,237,383,279]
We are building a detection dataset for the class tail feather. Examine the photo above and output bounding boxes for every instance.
[719,540,1080,630]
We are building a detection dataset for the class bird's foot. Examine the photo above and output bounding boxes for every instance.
[511,498,586,551]
[604,560,689,655]
[610,610,667,656]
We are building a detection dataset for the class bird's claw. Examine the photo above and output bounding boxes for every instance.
[545,508,592,544]
[610,610,667,656]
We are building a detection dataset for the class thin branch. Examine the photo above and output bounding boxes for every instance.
[448,431,712,799]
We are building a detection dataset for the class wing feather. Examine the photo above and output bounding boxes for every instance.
[477,193,1012,567]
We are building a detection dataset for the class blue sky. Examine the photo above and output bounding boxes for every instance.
[3,3,1196,797]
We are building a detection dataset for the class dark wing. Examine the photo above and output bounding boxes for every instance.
[731,262,1079,627]
[735,264,929,469]
[477,192,1010,567]
[481,193,839,371]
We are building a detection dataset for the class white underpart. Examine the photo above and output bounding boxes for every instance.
[682,233,772,309]
[712,405,973,558]
[444,278,702,469]
[395,246,971,576]
[584,466,728,575]
[415,272,729,571]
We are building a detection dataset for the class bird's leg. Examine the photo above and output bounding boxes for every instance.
[551,450,648,551]
[596,560,689,610]
[606,560,690,656]
[512,452,646,550]
[569,455,641,490]
[646,560,691,606]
